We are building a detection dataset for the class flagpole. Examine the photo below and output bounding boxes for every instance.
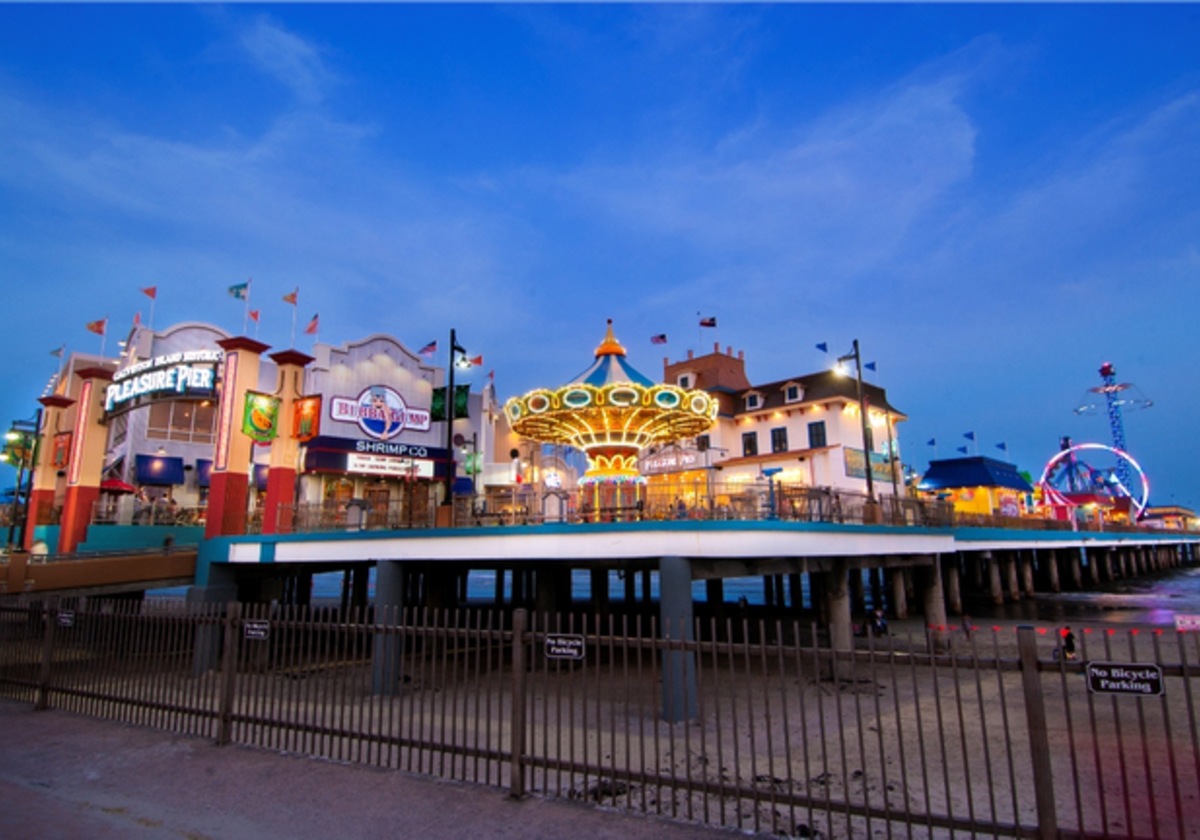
[290,304,297,349]
[100,316,108,358]
[148,296,156,330]
[243,278,252,336]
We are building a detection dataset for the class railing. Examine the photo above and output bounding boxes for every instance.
[90,500,206,528]
[2,599,1197,839]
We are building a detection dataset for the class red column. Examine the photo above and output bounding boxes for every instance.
[261,349,313,534]
[205,337,270,539]
[26,395,74,550]
[58,367,113,554]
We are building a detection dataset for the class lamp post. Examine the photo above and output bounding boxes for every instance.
[442,328,468,508]
[762,466,782,520]
[837,340,875,502]
[2,412,41,550]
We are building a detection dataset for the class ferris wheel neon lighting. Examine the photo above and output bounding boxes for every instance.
[1038,442,1150,517]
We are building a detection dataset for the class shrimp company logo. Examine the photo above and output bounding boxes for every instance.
[330,386,432,441]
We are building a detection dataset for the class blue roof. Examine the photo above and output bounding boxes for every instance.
[568,353,654,388]
[918,456,1033,493]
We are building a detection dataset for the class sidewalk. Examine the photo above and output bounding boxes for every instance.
[0,700,760,840]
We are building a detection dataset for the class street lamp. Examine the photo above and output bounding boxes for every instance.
[2,412,41,550]
[837,340,875,502]
[442,329,468,508]
[762,466,782,520]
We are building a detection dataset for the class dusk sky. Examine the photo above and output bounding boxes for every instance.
[2,5,1197,509]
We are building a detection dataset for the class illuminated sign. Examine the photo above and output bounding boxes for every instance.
[242,391,281,444]
[330,385,431,440]
[346,453,435,479]
[105,350,222,411]
[642,450,702,474]
[293,395,322,442]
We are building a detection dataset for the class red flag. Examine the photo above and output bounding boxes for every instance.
[468,355,483,367]
[282,288,298,305]
[699,317,717,328]
[651,334,667,344]
[304,313,319,335]
[133,312,141,325]
[249,309,260,323]
[141,286,157,300]
[86,318,107,336]
[488,370,495,382]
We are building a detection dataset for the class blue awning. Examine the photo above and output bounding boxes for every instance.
[135,454,185,486]
[196,459,212,488]
[453,477,475,496]
[918,456,1033,493]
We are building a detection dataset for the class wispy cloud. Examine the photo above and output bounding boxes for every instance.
[238,16,334,106]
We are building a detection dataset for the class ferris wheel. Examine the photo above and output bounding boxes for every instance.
[1038,441,1150,519]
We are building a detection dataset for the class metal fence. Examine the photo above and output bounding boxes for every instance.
[2,598,1197,839]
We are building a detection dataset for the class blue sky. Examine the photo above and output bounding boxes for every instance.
[2,5,1198,510]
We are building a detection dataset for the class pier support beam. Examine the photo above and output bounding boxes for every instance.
[1046,549,1061,593]
[849,567,866,618]
[890,569,908,620]
[1070,551,1083,590]
[1021,552,1035,597]
[825,559,853,678]
[986,552,1004,605]
[917,555,949,653]
[1005,553,1021,602]
[659,556,697,722]
[944,556,963,616]
[373,561,407,695]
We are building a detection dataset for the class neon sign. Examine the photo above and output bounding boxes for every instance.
[105,350,222,411]
[330,385,431,440]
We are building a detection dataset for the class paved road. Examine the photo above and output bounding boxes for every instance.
[0,699,762,840]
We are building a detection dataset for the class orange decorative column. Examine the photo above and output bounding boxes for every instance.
[58,367,113,554]
[205,337,270,539]
[261,350,313,535]
[26,395,74,550]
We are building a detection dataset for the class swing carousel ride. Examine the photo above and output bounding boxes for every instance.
[504,321,717,511]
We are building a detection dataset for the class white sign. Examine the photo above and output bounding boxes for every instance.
[105,350,222,411]
[643,451,701,473]
[331,385,431,440]
[346,453,435,479]
[1175,614,1200,632]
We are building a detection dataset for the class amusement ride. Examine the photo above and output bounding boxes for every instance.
[504,321,717,515]
[1039,362,1153,519]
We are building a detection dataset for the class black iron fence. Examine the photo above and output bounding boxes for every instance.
[2,598,1197,839]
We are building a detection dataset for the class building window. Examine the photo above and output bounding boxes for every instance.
[678,375,691,389]
[742,432,758,457]
[785,385,800,403]
[808,421,827,449]
[146,400,217,444]
[771,427,788,453]
[746,393,760,410]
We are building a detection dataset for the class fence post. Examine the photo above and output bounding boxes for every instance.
[1017,625,1058,840]
[509,607,528,799]
[35,597,59,711]
[216,601,241,746]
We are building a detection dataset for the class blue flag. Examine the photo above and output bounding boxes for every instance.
[815,342,827,353]
[963,431,975,441]
[926,438,936,446]
[228,282,249,300]
[957,445,969,455]
[864,361,876,371]
[996,442,1008,452]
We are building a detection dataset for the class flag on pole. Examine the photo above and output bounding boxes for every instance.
[418,340,437,357]
[926,438,936,446]
[282,288,298,305]
[996,442,1007,452]
[699,316,717,328]
[957,445,969,454]
[227,282,250,300]
[132,312,141,326]
[816,342,828,353]
[141,286,157,300]
[304,313,319,335]
[650,334,667,345]
[86,318,107,336]
[488,370,495,382]
[467,355,483,367]
[248,310,260,323]
[963,431,975,441]
[864,361,877,372]
[50,345,65,359]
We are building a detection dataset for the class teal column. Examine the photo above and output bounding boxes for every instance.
[659,556,697,722]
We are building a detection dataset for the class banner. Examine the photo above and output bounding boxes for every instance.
[52,432,72,469]
[293,395,322,442]
[242,391,281,444]
[843,447,897,483]
[430,384,471,421]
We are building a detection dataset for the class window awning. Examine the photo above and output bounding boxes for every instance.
[196,459,213,488]
[135,454,185,486]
